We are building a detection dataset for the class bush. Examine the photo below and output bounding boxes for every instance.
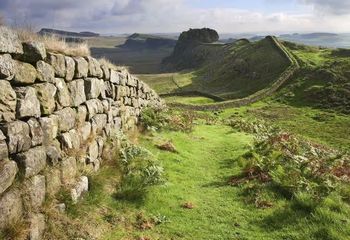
[140,107,167,131]
[116,140,165,200]
[140,108,195,133]
[231,118,349,205]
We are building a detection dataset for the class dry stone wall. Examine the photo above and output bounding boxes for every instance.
[0,26,164,239]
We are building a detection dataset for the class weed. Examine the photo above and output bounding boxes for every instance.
[116,140,165,200]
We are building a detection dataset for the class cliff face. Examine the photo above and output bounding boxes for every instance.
[0,26,164,239]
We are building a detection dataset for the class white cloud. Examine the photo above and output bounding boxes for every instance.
[0,0,349,33]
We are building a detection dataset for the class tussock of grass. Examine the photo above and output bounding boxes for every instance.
[15,28,90,57]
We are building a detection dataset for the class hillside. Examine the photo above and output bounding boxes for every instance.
[162,28,291,100]
[275,41,350,113]
[38,28,100,37]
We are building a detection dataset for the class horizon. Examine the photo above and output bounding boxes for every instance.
[1,0,350,34]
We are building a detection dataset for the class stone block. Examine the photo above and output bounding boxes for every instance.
[34,83,57,115]
[67,79,86,107]
[61,157,77,185]
[0,160,18,195]
[15,87,41,119]
[65,56,75,81]
[54,107,76,133]
[0,54,16,80]
[86,56,103,78]
[54,78,71,108]
[36,60,55,83]
[29,213,45,240]
[70,176,88,203]
[0,80,16,122]
[1,120,31,154]
[0,189,23,229]
[59,129,80,151]
[21,42,47,64]
[25,175,46,210]
[15,146,46,178]
[74,57,88,78]
[48,53,66,78]
[28,118,44,147]
[45,168,61,197]
[39,116,58,145]
[13,61,37,85]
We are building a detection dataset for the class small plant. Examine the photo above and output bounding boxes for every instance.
[116,140,165,200]
[167,111,195,132]
[140,107,167,131]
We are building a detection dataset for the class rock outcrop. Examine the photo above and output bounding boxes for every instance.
[0,26,164,239]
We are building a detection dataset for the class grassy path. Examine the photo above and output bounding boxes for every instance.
[64,122,349,240]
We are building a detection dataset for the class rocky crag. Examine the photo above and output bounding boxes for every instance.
[0,26,163,239]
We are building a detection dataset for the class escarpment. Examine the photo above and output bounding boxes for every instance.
[0,26,164,239]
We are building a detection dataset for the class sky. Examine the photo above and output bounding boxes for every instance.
[0,0,349,34]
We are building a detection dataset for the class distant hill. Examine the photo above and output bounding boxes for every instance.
[38,28,100,37]
[278,32,350,48]
[121,33,177,49]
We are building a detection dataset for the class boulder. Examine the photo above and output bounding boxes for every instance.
[29,213,45,240]
[0,26,23,54]
[54,78,71,108]
[54,107,76,133]
[0,80,16,122]
[21,42,47,64]
[45,168,61,197]
[48,53,66,78]
[86,56,103,78]
[15,87,41,118]
[0,54,16,80]
[34,83,57,115]
[67,79,86,106]
[71,176,88,203]
[74,57,88,78]
[27,118,44,147]
[0,189,23,229]
[65,56,75,81]
[39,116,58,145]
[1,121,31,154]
[25,175,46,210]
[0,160,18,195]
[13,61,37,85]
[36,60,55,83]
[15,146,46,178]
[61,157,77,185]
[84,78,103,99]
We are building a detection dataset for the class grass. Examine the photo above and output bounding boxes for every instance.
[137,72,195,94]
[164,96,215,105]
[15,27,90,57]
[220,101,350,151]
[47,109,350,239]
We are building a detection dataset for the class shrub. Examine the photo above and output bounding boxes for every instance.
[231,118,349,205]
[140,107,167,131]
[116,140,165,200]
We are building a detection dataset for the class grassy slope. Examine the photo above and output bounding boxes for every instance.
[276,42,350,113]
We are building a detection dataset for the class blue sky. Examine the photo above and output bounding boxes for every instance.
[0,0,349,34]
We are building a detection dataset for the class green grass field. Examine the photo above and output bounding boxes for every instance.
[47,101,350,240]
